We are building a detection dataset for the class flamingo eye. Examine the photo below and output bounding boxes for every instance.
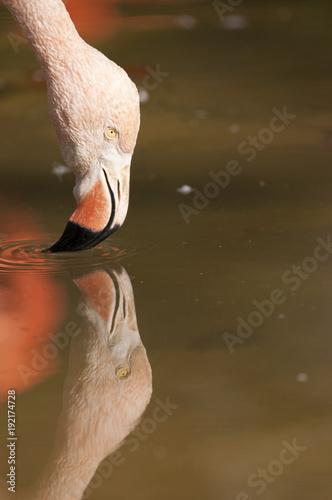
[116,367,130,378]
[106,128,117,139]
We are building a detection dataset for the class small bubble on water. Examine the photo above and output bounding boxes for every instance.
[195,109,209,119]
[296,373,308,383]
[230,124,239,133]
[176,185,193,195]
[221,15,248,30]
[176,15,196,30]
[138,87,149,104]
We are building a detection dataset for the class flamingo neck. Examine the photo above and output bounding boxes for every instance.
[1,0,82,75]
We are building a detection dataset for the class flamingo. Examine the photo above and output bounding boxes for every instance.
[1,0,140,252]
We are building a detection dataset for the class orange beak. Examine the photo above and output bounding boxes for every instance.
[45,169,120,252]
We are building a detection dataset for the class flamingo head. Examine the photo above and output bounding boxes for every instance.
[46,46,140,252]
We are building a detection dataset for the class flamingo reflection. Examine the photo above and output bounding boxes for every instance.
[4,266,152,500]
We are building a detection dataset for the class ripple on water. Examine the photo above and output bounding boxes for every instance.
[0,234,142,275]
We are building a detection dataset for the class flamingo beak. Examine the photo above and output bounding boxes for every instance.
[45,166,130,253]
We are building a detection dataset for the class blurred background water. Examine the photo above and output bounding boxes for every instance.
[0,0,332,498]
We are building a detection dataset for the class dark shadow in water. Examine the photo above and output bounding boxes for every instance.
[0,266,152,500]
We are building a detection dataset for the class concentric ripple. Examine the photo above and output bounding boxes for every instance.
[0,234,141,275]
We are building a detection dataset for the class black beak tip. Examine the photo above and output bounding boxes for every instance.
[43,221,120,253]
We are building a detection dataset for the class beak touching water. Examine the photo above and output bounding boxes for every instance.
[45,167,129,253]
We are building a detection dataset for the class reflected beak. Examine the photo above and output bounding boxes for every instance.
[45,167,130,253]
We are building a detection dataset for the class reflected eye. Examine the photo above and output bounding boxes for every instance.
[116,367,130,379]
[106,128,117,139]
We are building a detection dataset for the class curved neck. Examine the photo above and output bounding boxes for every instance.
[1,0,82,74]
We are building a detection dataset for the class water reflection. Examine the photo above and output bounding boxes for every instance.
[0,266,152,500]
[0,214,65,399]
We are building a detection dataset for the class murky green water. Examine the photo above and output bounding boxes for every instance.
[1,0,332,498]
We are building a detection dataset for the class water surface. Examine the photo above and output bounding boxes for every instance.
[0,1,332,499]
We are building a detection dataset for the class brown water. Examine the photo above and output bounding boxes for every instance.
[0,1,332,499]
